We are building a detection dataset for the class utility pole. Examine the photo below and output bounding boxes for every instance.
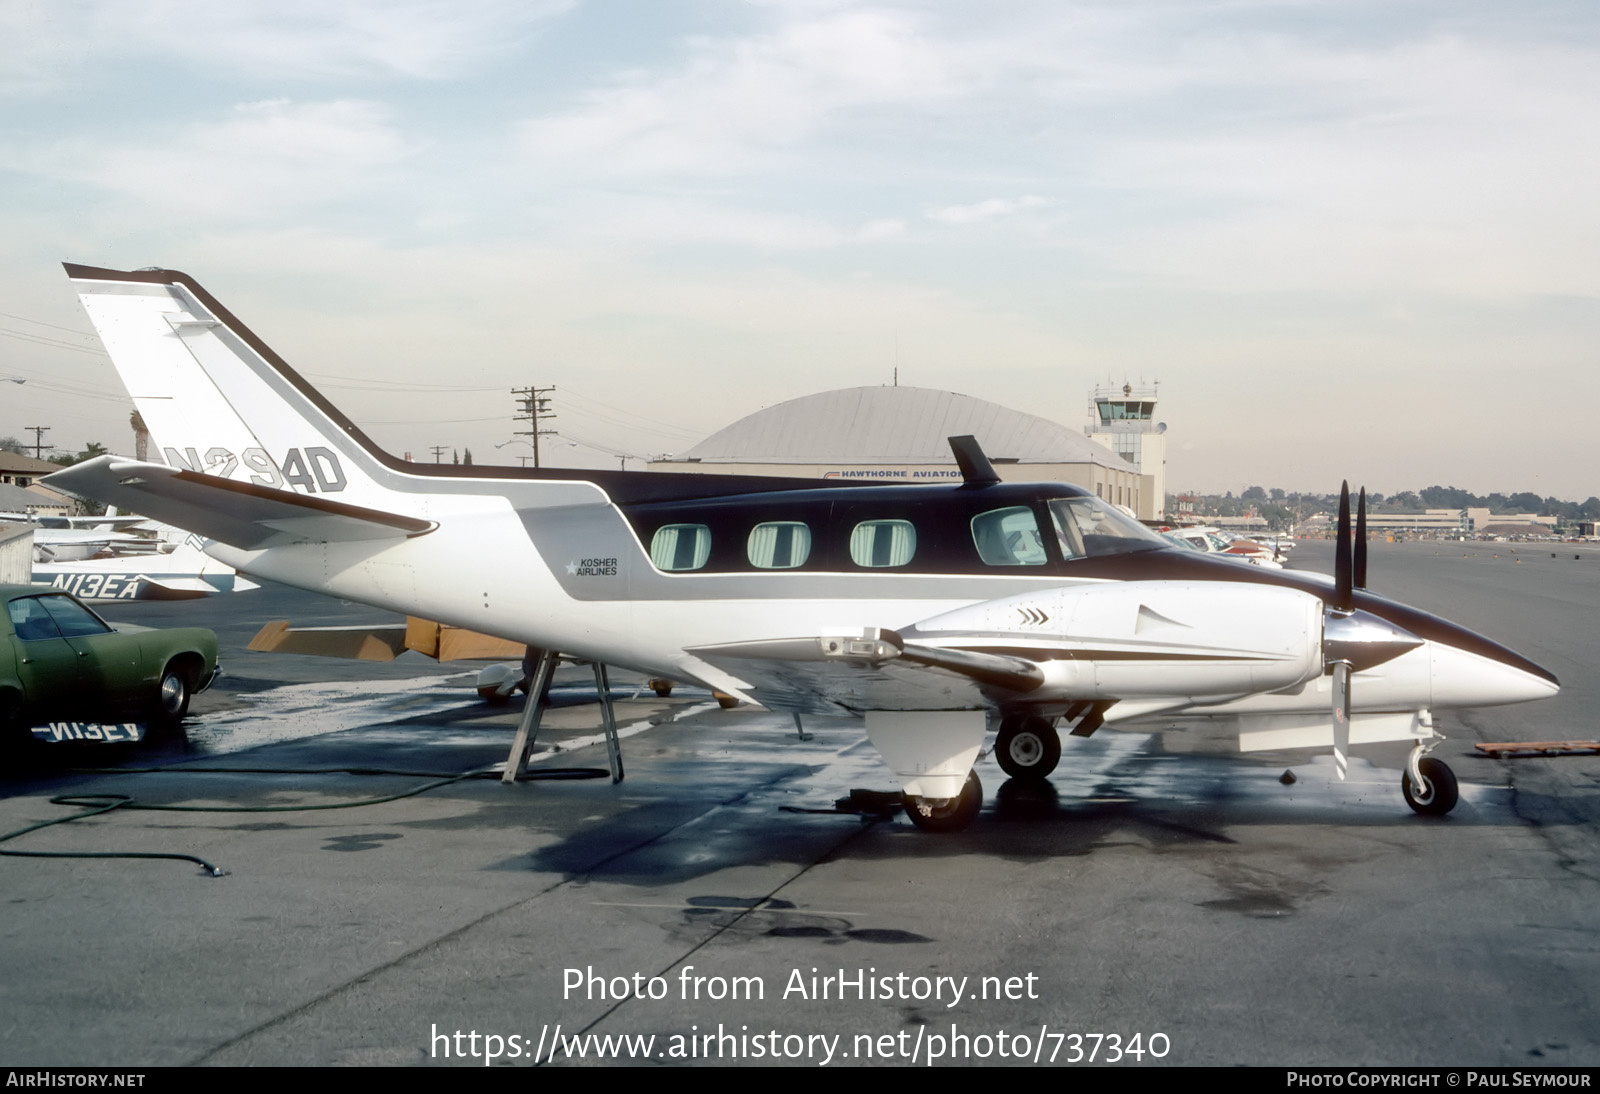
[429,445,447,463]
[24,426,49,461]
[510,385,557,468]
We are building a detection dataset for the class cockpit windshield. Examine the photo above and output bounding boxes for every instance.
[1048,497,1169,560]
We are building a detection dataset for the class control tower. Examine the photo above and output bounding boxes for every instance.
[1086,382,1167,518]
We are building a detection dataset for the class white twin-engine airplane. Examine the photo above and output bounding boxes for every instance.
[45,264,1559,832]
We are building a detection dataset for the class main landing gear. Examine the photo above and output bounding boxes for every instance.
[903,772,983,833]
[994,714,1061,780]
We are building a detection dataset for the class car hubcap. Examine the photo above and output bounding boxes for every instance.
[160,675,183,712]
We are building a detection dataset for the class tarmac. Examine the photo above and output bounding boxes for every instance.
[1,539,1597,1067]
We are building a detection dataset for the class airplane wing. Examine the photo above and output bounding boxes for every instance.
[692,581,1334,720]
[688,631,1043,716]
[43,457,436,550]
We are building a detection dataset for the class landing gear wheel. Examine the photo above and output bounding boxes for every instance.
[995,715,1060,780]
[1402,757,1459,816]
[649,679,674,698]
[902,772,982,833]
[152,665,192,728]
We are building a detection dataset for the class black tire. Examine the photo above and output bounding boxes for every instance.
[995,715,1061,780]
[1402,757,1459,816]
[903,771,982,833]
[1,691,29,749]
[477,685,513,705]
[151,664,192,728]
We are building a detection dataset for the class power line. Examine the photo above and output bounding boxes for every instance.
[24,425,49,460]
[511,385,557,469]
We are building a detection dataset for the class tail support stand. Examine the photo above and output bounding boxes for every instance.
[502,652,626,784]
[592,662,625,783]
[502,648,559,784]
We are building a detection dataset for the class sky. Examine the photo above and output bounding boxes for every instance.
[1,0,1596,500]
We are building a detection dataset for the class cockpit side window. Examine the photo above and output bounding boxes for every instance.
[650,524,712,571]
[1048,497,1166,558]
[1049,503,1087,560]
[971,506,1047,566]
[850,520,916,568]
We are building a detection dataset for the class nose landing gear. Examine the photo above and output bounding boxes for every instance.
[1402,754,1459,816]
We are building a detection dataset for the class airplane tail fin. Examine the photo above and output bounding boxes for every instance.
[63,264,397,509]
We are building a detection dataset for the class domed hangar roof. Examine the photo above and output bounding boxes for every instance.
[681,386,1123,468]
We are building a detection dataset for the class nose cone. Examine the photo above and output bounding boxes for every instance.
[1346,591,1559,710]
[1430,641,1560,709]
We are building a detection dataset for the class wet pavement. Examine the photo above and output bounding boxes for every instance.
[1,540,1597,1067]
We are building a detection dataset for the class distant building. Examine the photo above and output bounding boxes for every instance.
[1301,507,1559,537]
[648,386,1157,518]
[1085,382,1166,519]
[0,451,71,516]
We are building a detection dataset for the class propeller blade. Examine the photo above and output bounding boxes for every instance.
[1334,481,1352,612]
[1331,660,1350,781]
[1355,487,1368,590]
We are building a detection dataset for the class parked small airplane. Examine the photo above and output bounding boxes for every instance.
[1,514,143,562]
[44,265,1559,830]
[32,539,258,601]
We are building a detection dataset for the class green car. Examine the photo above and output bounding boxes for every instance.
[0,584,218,740]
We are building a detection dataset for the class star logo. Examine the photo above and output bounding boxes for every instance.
[565,561,578,575]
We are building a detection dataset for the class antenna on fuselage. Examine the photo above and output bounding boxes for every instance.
[948,435,1000,487]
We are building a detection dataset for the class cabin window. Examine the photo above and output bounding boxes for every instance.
[849,520,916,568]
[650,524,712,571]
[971,506,1047,566]
[747,522,812,569]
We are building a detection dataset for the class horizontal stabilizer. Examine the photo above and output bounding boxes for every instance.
[136,575,260,596]
[43,457,435,550]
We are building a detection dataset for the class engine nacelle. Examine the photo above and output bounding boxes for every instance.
[904,581,1326,701]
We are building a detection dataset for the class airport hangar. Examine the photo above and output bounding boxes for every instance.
[646,385,1158,521]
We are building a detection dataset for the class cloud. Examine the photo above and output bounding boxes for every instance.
[517,6,971,177]
[19,99,416,220]
[1,0,570,91]
[926,197,1047,226]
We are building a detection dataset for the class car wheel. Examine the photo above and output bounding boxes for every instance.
[152,664,192,727]
[1,691,28,748]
